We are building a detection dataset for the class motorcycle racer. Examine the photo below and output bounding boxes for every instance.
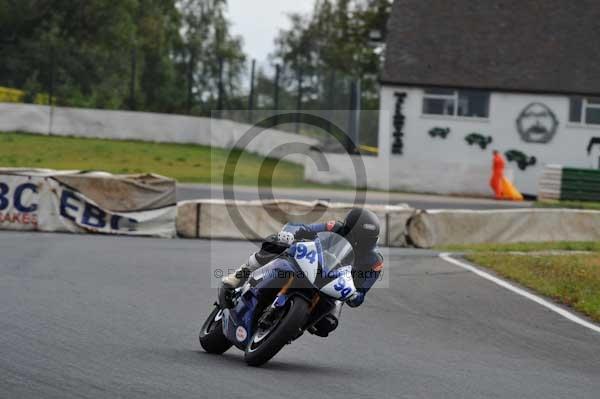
[221,208,384,336]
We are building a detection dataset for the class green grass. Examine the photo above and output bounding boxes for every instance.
[535,199,600,211]
[439,241,600,253]
[466,252,600,322]
[443,241,600,322]
[0,131,321,187]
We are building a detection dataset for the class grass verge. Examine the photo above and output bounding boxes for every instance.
[466,252,600,322]
[0,131,332,188]
[444,242,600,322]
[439,241,600,253]
[535,199,600,211]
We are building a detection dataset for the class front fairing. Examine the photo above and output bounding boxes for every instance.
[289,232,357,301]
[318,265,356,301]
[222,257,310,349]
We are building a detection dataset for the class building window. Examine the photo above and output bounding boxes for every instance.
[423,89,490,118]
[570,97,600,125]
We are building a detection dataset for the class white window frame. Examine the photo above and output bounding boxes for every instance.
[571,97,600,126]
[422,89,489,120]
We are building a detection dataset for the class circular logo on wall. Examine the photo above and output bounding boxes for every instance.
[220,112,367,244]
[516,102,559,144]
[235,326,247,342]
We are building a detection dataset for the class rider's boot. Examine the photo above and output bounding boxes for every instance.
[222,264,251,289]
[220,254,261,308]
[222,251,262,288]
[219,264,249,308]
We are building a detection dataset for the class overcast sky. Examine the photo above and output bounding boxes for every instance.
[227,0,316,63]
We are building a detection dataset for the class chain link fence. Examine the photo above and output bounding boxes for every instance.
[243,60,380,151]
[0,45,379,151]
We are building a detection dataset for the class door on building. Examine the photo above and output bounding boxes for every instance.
[587,137,600,169]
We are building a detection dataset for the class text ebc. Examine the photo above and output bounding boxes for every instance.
[60,190,138,231]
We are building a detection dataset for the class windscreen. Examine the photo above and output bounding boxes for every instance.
[316,231,354,273]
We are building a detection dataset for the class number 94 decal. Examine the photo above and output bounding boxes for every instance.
[295,243,317,264]
[334,277,352,299]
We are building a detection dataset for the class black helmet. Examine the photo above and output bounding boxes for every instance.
[343,208,380,252]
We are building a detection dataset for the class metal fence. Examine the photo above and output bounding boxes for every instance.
[0,45,380,150]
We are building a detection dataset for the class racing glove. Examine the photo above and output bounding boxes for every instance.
[346,290,365,308]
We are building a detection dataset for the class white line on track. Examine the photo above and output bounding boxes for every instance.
[439,253,600,334]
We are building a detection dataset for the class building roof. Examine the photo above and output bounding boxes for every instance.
[382,0,600,96]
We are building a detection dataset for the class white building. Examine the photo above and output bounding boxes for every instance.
[373,0,600,197]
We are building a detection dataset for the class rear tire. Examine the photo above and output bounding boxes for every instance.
[244,298,309,367]
[199,306,232,354]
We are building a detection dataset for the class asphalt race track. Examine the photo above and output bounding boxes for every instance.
[1,232,598,398]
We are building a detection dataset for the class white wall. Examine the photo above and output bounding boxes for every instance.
[305,86,599,196]
[0,103,317,165]
[375,86,600,196]
[304,151,493,195]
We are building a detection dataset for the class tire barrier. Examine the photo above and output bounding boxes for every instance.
[0,168,176,238]
[538,164,562,200]
[4,166,598,247]
[538,164,600,202]
[176,199,415,247]
[407,208,600,248]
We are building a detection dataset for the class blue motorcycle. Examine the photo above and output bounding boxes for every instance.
[199,229,356,367]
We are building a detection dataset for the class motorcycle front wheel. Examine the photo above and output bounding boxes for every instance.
[199,305,232,354]
[244,297,309,367]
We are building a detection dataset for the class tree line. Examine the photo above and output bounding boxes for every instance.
[0,0,391,115]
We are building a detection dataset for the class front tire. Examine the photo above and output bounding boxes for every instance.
[199,306,232,354]
[244,298,309,367]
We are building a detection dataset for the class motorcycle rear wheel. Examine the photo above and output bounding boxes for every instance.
[244,298,309,367]
[199,305,232,354]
